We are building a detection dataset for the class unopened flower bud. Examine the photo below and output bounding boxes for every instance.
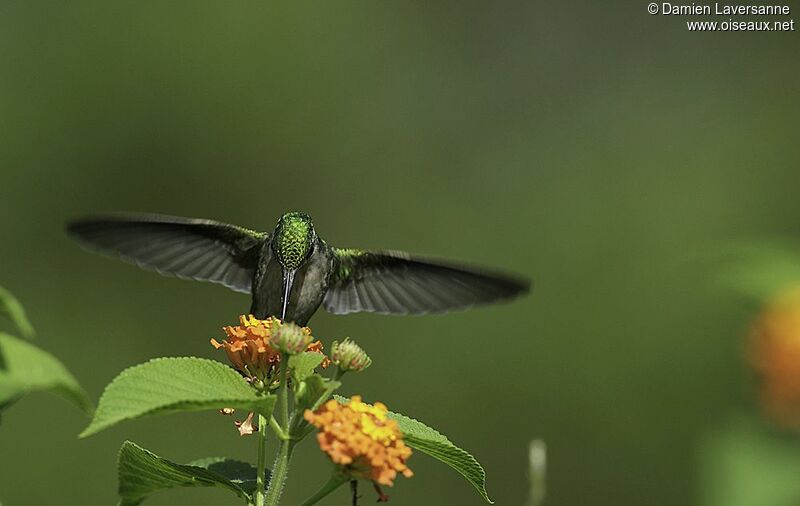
[331,338,372,373]
[271,321,313,355]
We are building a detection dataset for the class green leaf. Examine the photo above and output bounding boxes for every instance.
[117,440,265,505]
[288,351,325,383]
[296,374,340,412]
[292,374,341,438]
[334,395,492,503]
[393,412,493,503]
[0,286,35,339]
[699,416,800,506]
[0,332,91,413]
[186,457,262,495]
[81,357,275,437]
[717,241,800,302]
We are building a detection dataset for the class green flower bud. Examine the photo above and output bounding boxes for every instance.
[271,321,312,355]
[331,338,372,373]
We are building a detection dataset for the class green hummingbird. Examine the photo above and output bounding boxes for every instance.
[66,212,530,325]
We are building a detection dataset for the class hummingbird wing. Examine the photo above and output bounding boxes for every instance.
[66,214,267,294]
[323,249,530,315]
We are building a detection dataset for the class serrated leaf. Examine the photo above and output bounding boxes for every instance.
[118,440,266,505]
[394,413,492,503]
[0,332,91,413]
[82,357,275,437]
[186,457,262,495]
[334,395,492,503]
[288,352,325,383]
[0,286,35,339]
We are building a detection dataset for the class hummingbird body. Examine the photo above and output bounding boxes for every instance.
[67,212,530,325]
[251,234,335,324]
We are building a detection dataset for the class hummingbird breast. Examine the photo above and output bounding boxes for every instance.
[250,239,335,325]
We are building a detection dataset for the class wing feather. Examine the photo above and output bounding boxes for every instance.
[324,249,530,315]
[66,214,267,294]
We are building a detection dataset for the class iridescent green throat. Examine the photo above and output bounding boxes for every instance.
[273,212,314,271]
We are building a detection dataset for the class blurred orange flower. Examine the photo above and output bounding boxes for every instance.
[304,396,413,486]
[750,287,800,428]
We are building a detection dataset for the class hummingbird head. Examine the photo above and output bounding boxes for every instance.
[271,211,315,271]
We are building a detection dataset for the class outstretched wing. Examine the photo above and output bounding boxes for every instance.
[66,214,267,294]
[323,248,530,315]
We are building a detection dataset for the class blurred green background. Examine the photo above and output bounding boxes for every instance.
[1,2,799,505]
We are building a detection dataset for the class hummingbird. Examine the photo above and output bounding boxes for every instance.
[66,212,530,325]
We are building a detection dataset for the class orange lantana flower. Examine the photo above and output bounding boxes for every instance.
[304,396,413,487]
[750,288,800,428]
[306,340,332,369]
[211,315,327,383]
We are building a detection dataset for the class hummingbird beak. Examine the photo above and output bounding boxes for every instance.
[280,268,296,321]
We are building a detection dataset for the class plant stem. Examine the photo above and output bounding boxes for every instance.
[270,415,289,440]
[350,480,359,506]
[262,354,293,506]
[263,439,294,506]
[334,366,346,381]
[299,472,349,506]
[279,353,290,429]
[255,414,269,506]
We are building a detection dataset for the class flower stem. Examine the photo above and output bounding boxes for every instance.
[279,353,290,429]
[299,471,349,506]
[255,414,269,506]
[334,366,346,381]
[263,439,294,506]
[270,415,289,440]
[262,354,293,506]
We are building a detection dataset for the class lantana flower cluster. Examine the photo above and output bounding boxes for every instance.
[212,315,413,500]
[304,396,413,486]
[750,287,800,428]
[210,314,326,383]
